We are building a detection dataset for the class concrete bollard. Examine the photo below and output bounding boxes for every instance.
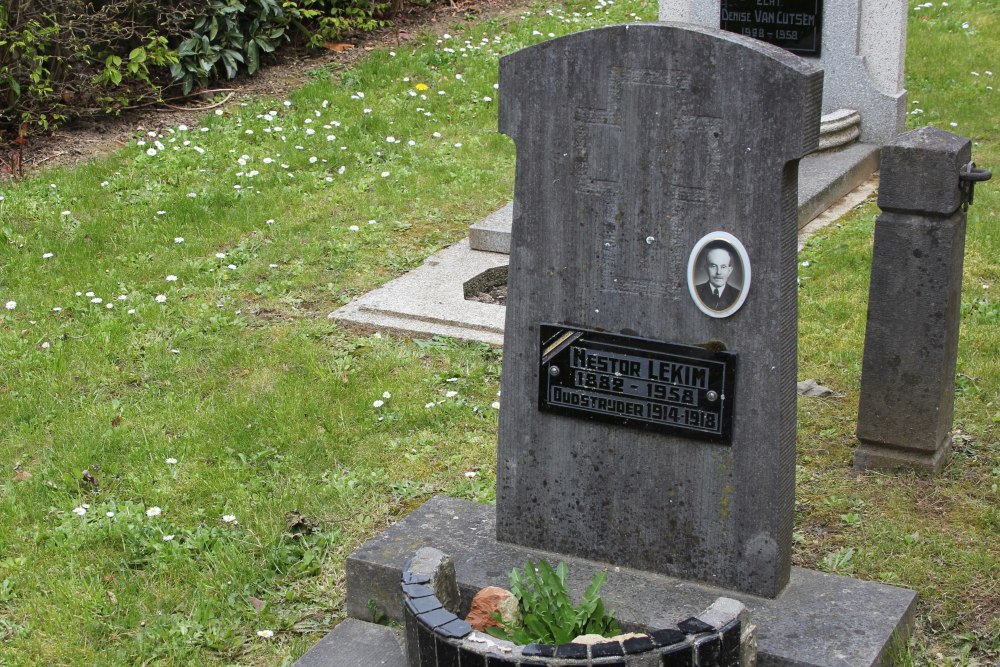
[855,126,991,473]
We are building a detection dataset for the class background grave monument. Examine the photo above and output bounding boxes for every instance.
[660,0,908,144]
[305,22,917,667]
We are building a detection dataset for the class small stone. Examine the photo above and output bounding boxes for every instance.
[406,547,460,613]
[697,597,746,629]
[465,586,520,632]
[796,379,837,398]
[466,631,514,653]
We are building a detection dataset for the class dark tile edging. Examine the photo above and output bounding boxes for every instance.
[401,551,743,666]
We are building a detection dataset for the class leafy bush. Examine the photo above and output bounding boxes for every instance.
[171,0,290,95]
[0,0,421,140]
[0,1,197,135]
[284,0,395,49]
[169,0,402,96]
[487,560,621,645]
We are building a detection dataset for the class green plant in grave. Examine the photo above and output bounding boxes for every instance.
[487,560,621,645]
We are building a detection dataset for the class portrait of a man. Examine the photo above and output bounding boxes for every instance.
[687,234,750,317]
[694,240,741,311]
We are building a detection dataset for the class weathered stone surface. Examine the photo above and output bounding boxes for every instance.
[797,142,880,227]
[820,108,861,135]
[344,497,917,667]
[796,379,837,398]
[573,633,618,645]
[854,209,966,472]
[818,124,860,153]
[496,22,821,599]
[328,239,507,346]
[822,0,908,144]
[406,547,460,614]
[854,440,953,474]
[465,144,879,259]
[659,0,720,26]
[877,126,972,215]
[468,203,513,253]
[291,618,405,667]
[855,127,973,473]
[465,586,518,632]
[695,597,745,629]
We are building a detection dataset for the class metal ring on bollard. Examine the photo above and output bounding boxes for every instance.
[959,161,993,210]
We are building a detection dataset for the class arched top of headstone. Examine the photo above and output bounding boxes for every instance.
[499,22,822,161]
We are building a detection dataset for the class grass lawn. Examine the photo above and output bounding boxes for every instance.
[0,0,998,664]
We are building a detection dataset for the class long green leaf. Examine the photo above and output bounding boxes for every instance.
[503,560,618,645]
[246,40,260,74]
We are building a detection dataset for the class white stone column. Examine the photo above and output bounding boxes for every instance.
[658,0,718,24]
[819,0,907,143]
[860,0,908,95]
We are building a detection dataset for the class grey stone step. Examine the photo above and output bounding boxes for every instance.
[339,496,915,667]
[798,142,881,227]
[467,202,513,255]
[292,617,406,667]
[468,144,880,254]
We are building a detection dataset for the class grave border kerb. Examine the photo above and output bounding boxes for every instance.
[400,550,743,666]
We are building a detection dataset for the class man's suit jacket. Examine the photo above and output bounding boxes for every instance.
[695,281,740,310]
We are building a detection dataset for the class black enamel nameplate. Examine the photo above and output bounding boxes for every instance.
[720,0,822,57]
[538,325,736,444]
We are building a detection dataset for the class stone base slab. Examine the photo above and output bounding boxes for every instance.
[292,617,406,667]
[467,202,514,254]
[797,143,880,227]
[854,437,953,474]
[329,239,507,347]
[335,496,914,667]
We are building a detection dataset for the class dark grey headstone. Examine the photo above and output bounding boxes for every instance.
[855,127,973,473]
[496,23,821,598]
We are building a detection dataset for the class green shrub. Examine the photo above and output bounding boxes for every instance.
[171,0,290,95]
[0,0,425,140]
[167,0,401,95]
[284,0,395,49]
[0,1,196,136]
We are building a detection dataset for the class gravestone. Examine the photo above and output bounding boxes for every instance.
[495,22,822,598]
[660,0,907,144]
[299,22,919,667]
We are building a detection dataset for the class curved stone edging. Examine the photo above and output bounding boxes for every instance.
[818,108,862,152]
[401,549,745,667]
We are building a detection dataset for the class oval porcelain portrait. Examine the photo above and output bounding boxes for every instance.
[687,232,751,318]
